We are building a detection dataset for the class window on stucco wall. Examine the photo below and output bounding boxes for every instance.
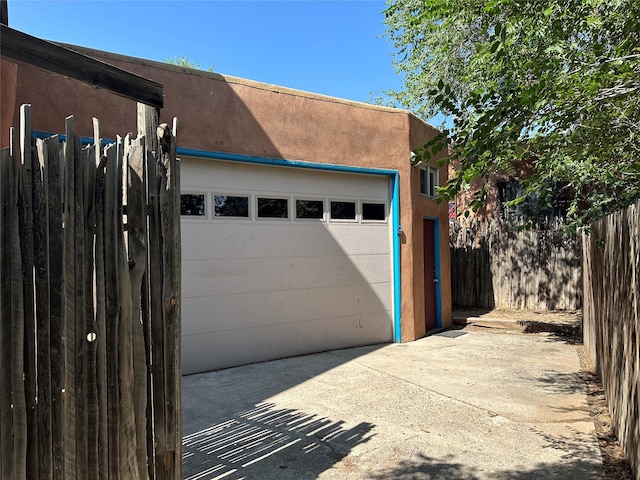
[420,167,439,198]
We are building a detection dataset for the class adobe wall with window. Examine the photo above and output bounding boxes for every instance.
[447,157,564,221]
[6,46,452,355]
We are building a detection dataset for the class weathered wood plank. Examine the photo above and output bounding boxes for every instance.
[103,141,121,478]
[158,119,182,480]
[45,135,64,480]
[63,117,77,480]
[171,116,182,480]
[0,25,163,108]
[82,143,98,479]
[126,134,150,480]
[634,205,640,479]
[34,138,53,480]
[0,145,14,480]
[116,136,141,480]
[19,104,39,480]
[511,225,521,309]
[0,0,8,25]
[145,107,166,480]
[70,134,88,480]
[10,115,27,480]
[136,103,159,479]
[92,121,109,480]
[141,262,154,480]
[137,103,160,155]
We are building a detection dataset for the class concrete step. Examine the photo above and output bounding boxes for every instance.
[452,309,582,336]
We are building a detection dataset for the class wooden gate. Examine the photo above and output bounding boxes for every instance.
[449,218,582,310]
[0,104,181,480]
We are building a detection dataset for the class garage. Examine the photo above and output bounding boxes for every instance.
[15,48,453,374]
[179,154,395,373]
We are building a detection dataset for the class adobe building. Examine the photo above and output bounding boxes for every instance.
[1,46,452,374]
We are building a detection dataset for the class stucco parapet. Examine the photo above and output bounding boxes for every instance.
[56,43,441,126]
[407,111,441,136]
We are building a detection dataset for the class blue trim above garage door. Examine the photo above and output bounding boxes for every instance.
[177,147,403,343]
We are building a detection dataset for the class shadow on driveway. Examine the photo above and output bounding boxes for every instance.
[183,402,374,479]
[367,451,602,480]
[183,328,604,479]
[182,345,383,479]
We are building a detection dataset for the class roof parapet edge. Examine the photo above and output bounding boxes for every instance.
[55,42,440,129]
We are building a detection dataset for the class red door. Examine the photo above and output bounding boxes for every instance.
[423,219,437,332]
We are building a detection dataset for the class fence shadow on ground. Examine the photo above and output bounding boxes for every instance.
[181,346,383,479]
[533,369,592,396]
[368,449,602,480]
[183,402,374,480]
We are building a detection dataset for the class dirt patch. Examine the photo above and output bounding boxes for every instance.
[455,310,634,480]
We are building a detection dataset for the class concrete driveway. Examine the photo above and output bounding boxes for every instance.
[182,325,601,479]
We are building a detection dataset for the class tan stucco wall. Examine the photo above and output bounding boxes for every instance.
[408,115,452,339]
[4,46,452,341]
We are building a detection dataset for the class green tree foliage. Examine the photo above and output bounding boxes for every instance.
[164,55,214,73]
[384,0,640,227]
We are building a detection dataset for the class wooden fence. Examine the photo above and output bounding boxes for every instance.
[0,104,182,480]
[450,218,582,310]
[583,200,639,480]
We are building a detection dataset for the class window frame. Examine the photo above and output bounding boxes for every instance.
[180,191,208,219]
[294,197,326,222]
[212,192,252,220]
[256,195,291,220]
[329,199,358,223]
[360,200,388,223]
[420,166,439,198]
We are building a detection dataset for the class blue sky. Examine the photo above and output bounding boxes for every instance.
[8,0,404,107]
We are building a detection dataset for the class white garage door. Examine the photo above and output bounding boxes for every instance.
[180,156,393,374]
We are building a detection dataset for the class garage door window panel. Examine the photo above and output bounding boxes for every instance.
[257,197,289,219]
[330,200,356,222]
[295,199,325,220]
[181,192,207,218]
[362,202,387,222]
[214,194,250,218]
